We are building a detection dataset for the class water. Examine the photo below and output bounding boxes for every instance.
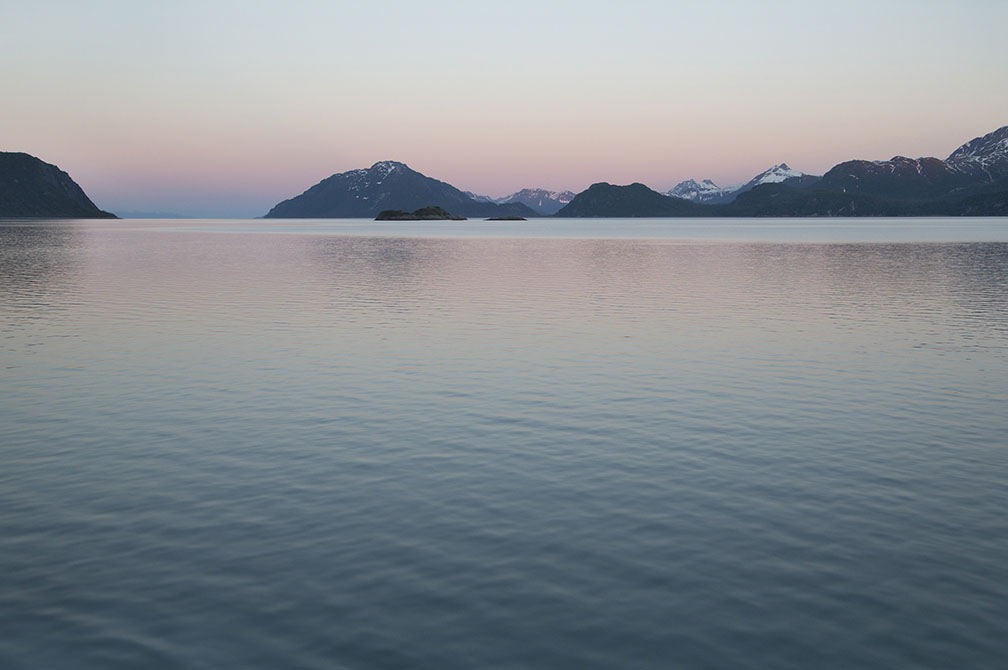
[2,218,1007,669]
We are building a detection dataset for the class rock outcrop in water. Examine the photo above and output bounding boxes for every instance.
[0,152,116,218]
[375,206,466,221]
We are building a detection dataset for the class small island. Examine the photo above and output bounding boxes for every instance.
[375,206,466,221]
[486,216,526,221]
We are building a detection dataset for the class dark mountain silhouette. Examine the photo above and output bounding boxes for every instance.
[816,156,970,201]
[946,125,1008,181]
[1,152,116,218]
[723,126,1008,216]
[265,161,536,218]
[554,182,703,217]
[557,125,1006,217]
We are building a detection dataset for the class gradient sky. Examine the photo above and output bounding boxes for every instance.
[2,0,1007,217]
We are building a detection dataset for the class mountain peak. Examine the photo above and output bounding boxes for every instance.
[265,161,536,218]
[557,182,699,217]
[667,178,729,203]
[368,160,408,178]
[947,126,1008,179]
[751,163,805,184]
[668,164,815,204]
[370,160,407,168]
[0,151,116,218]
[495,187,576,215]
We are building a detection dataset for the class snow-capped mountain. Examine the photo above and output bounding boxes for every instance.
[667,179,736,204]
[463,191,496,203]
[817,126,1008,201]
[495,188,576,215]
[668,164,815,205]
[740,163,809,188]
[946,125,1008,179]
[265,161,536,218]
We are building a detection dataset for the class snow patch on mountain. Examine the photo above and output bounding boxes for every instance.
[495,188,576,215]
[370,161,405,180]
[746,163,805,185]
[669,164,813,204]
[667,179,735,203]
[946,126,1008,178]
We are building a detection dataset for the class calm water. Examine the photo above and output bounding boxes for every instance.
[2,218,1007,669]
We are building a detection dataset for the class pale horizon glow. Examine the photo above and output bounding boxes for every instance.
[2,0,1007,217]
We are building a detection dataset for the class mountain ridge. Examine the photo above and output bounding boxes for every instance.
[265,161,536,219]
[567,125,1007,217]
[555,182,702,217]
[668,164,818,205]
[1,152,116,218]
[495,188,576,215]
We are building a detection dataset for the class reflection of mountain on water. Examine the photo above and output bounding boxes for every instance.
[0,221,86,313]
[299,236,1008,359]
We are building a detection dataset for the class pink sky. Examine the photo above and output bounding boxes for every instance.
[2,1,1006,216]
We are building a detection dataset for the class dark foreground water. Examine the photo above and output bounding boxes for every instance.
[2,218,1007,669]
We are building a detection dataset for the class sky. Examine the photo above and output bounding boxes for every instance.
[2,0,1007,217]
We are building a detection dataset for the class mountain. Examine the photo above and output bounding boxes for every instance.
[0,152,116,218]
[725,180,1008,217]
[736,163,819,192]
[667,178,735,204]
[463,191,496,203]
[815,126,1008,202]
[265,161,536,218]
[495,188,576,215]
[556,126,1008,218]
[946,125,1008,180]
[668,164,816,205]
[554,182,703,217]
[816,155,969,201]
[725,125,1008,216]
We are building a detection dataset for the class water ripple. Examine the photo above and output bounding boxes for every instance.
[2,220,1007,669]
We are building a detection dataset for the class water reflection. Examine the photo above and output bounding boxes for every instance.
[0,222,86,303]
[4,223,1008,355]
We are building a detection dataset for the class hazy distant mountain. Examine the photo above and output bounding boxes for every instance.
[0,152,116,218]
[494,188,576,215]
[114,210,192,219]
[265,161,536,218]
[463,191,496,203]
[726,125,1008,216]
[554,183,702,217]
[668,164,817,205]
[462,187,575,215]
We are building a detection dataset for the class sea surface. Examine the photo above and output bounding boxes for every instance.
[2,217,1007,669]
